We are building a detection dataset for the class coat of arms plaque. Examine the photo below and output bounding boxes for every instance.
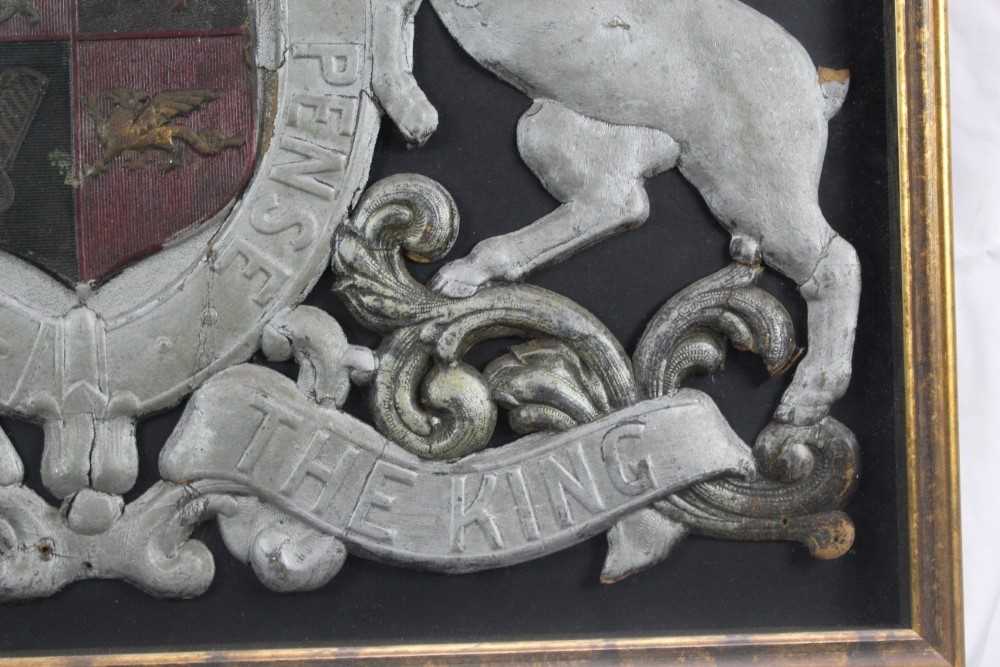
[0,0,863,603]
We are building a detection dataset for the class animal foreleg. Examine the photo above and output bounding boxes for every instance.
[371,0,438,145]
[431,100,679,298]
[430,199,650,298]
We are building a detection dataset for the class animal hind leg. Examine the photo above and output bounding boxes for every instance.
[779,234,860,426]
[703,181,861,426]
[431,100,680,297]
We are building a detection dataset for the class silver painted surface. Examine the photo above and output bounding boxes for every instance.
[0,0,863,599]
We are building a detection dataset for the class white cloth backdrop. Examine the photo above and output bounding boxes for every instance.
[951,0,998,664]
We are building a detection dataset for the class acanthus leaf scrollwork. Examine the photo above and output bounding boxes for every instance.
[331,174,860,581]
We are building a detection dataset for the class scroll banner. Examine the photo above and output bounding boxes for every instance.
[161,366,754,572]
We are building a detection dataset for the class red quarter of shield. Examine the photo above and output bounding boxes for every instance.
[0,0,256,285]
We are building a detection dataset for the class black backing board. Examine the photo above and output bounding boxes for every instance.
[0,0,906,655]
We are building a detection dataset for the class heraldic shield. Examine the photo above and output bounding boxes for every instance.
[0,0,257,284]
[0,0,862,602]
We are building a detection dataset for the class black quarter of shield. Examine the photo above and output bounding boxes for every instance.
[78,0,250,36]
[0,67,49,213]
[0,41,76,284]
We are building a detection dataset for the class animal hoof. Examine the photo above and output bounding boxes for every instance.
[754,421,820,483]
[429,259,492,298]
[396,100,439,147]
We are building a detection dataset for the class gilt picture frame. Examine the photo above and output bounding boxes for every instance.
[0,0,961,664]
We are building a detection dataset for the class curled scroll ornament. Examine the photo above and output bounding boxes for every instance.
[333,174,860,581]
[333,174,636,461]
[632,263,860,573]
